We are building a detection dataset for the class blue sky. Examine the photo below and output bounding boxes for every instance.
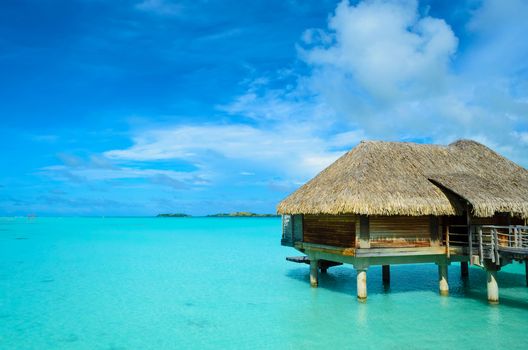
[1,0,527,216]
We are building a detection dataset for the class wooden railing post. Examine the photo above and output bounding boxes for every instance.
[478,227,483,263]
[493,229,500,264]
[446,225,450,258]
[468,225,473,264]
[490,229,495,264]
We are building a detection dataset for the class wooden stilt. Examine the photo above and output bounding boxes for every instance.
[438,264,449,296]
[310,259,318,287]
[461,261,469,278]
[382,265,390,285]
[357,268,367,301]
[525,260,528,287]
[487,269,499,303]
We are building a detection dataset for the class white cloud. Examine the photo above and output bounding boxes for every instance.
[105,124,363,179]
[235,0,528,166]
[41,164,206,186]
[303,0,457,103]
[513,131,528,145]
[105,0,528,192]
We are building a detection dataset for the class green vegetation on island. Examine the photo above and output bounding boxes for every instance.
[206,212,279,217]
[156,213,191,217]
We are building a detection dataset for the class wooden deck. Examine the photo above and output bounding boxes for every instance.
[286,256,343,271]
[284,223,528,303]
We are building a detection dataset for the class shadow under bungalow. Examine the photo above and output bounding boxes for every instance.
[278,140,528,303]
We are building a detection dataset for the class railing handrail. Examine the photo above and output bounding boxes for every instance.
[480,225,528,229]
[470,225,528,251]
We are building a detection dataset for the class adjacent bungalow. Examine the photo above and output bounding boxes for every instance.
[278,140,528,303]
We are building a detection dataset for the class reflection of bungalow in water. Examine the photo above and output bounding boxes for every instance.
[278,140,528,303]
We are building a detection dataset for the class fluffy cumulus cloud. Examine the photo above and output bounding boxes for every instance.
[304,0,457,103]
[29,0,527,215]
[295,0,526,151]
[109,0,528,178]
[105,124,364,178]
[220,0,528,163]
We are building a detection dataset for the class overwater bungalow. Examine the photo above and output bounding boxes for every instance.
[278,140,528,303]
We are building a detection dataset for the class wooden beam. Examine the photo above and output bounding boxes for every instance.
[430,216,440,247]
[446,224,450,258]
[300,242,356,256]
[359,215,370,249]
[301,247,457,268]
[355,246,446,257]
[467,205,473,264]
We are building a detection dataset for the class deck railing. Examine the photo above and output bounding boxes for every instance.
[468,225,528,265]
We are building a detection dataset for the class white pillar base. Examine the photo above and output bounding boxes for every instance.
[357,269,367,301]
[438,264,449,296]
[310,259,318,287]
[487,269,499,304]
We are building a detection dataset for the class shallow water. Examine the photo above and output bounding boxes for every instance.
[1,217,527,349]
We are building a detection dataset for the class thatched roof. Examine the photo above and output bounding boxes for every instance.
[277,140,528,218]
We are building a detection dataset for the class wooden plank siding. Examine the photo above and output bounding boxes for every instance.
[370,216,431,248]
[303,215,356,247]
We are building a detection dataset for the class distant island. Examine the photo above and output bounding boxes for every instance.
[206,212,279,217]
[156,213,191,217]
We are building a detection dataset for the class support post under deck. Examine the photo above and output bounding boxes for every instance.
[310,259,319,287]
[461,261,469,278]
[382,265,390,285]
[438,264,449,296]
[525,260,528,287]
[356,268,367,301]
[487,268,499,303]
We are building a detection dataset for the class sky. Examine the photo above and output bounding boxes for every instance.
[1,0,527,216]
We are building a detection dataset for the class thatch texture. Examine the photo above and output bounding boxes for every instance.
[277,140,528,218]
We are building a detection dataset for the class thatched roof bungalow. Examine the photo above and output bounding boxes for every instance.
[278,140,528,303]
[278,140,528,218]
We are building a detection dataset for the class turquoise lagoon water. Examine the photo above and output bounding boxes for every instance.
[1,217,528,350]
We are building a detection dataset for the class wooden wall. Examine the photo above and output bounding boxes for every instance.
[369,216,431,248]
[303,215,356,247]
[281,214,304,247]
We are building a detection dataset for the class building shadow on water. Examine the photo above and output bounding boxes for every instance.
[285,262,528,309]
